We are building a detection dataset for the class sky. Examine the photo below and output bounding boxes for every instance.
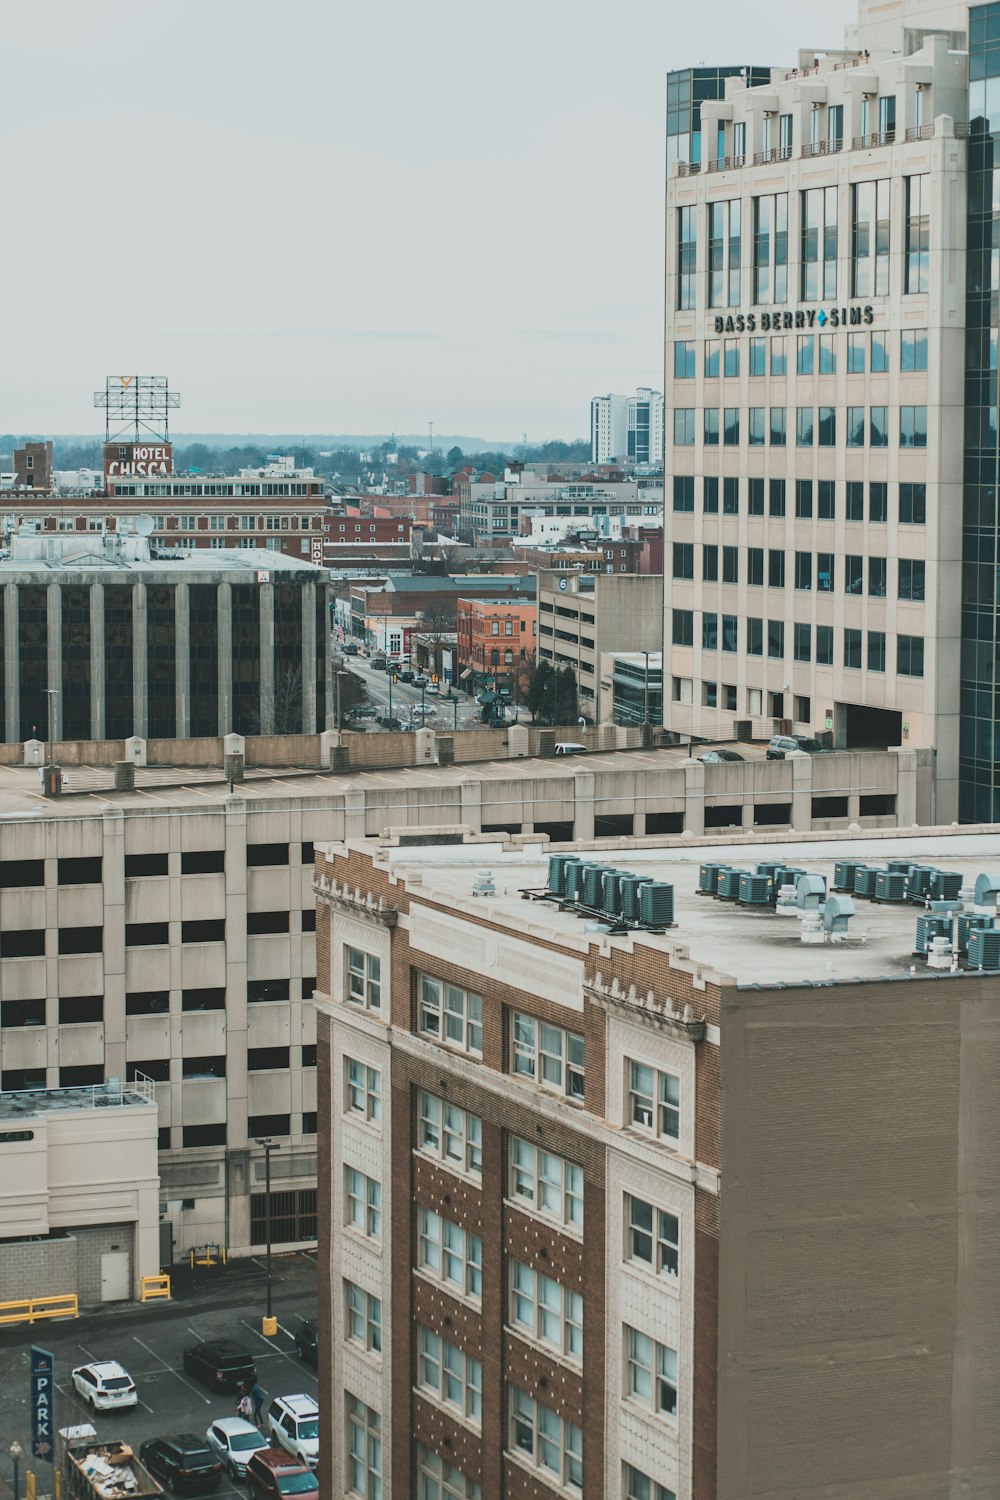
[3,0,854,443]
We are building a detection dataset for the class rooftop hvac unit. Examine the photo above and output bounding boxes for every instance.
[796,874,827,909]
[874,870,908,903]
[601,869,625,916]
[833,860,864,892]
[967,927,1000,969]
[699,862,728,894]
[771,865,805,893]
[929,870,963,900]
[853,867,882,898]
[974,872,1000,908]
[755,862,783,881]
[905,866,935,902]
[619,874,648,921]
[639,881,675,928]
[915,914,953,955]
[738,873,771,906]
[717,868,749,901]
[559,857,584,898]
[958,913,993,953]
[548,854,574,895]
[886,859,913,874]
[581,865,608,910]
[823,894,855,934]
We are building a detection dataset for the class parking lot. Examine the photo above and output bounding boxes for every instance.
[0,1254,318,1495]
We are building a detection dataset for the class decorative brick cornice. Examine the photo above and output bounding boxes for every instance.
[584,970,707,1041]
[313,872,399,928]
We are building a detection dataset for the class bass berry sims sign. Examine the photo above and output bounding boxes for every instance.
[712,304,875,333]
[104,441,174,479]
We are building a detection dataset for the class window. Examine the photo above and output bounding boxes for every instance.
[183,1124,227,1148]
[844,628,862,669]
[703,409,719,446]
[794,622,811,662]
[182,987,225,1012]
[879,93,896,136]
[768,619,785,659]
[57,856,102,885]
[59,994,103,1024]
[768,550,785,589]
[747,549,763,587]
[702,613,718,651]
[818,406,836,446]
[905,175,929,293]
[816,625,834,664]
[2,999,45,1028]
[749,336,766,375]
[900,406,928,448]
[747,616,763,655]
[722,546,739,584]
[512,1013,584,1099]
[723,476,739,514]
[345,1280,382,1354]
[748,478,764,516]
[627,1060,680,1140]
[125,852,168,878]
[344,1167,381,1240]
[625,1326,678,1419]
[724,339,739,377]
[851,180,890,297]
[770,337,787,376]
[673,409,695,445]
[672,609,693,647]
[797,335,814,375]
[901,328,928,371]
[247,978,289,1004]
[796,408,814,447]
[346,948,381,1011]
[346,1396,381,1500]
[126,990,169,1015]
[510,1136,583,1228]
[418,975,482,1055]
[847,333,866,373]
[818,480,835,519]
[247,911,288,935]
[869,482,887,522]
[893,633,929,675]
[769,407,786,446]
[748,407,765,445]
[58,926,102,955]
[752,192,788,303]
[846,407,865,448]
[846,482,864,521]
[900,482,926,524]
[509,1388,582,1492]
[871,330,889,372]
[672,543,694,580]
[510,1260,583,1360]
[795,552,812,590]
[677,205,696,310]
[769,479,785,517]
[626,1194,680,1277]
[345,1057,381,1123]
[898,558,926,601]
[673,340,695,378]
[181,849,225,874]
[868,631,886,672]
[417,1206,482,1299]
[818,333,836,373]
[870,406,888,447]
[672,476,694,512]
[703,546,718,583]
[702,477,719,513]
[868,557,887,597]
[417,1327,482,1425]
[416,1091,482,1178]
[708,199,741,307]
[795,479,813,519]
[416,1450,480,1500]
[182,919,225,944]
[125,922,168,947]
[817,553,834,592]
[801,185,837,299]
[722,614,738,652]
[845,555,863,595]
[625,1464,675,1500]
[246,842,288,867]
[704,341,719,377]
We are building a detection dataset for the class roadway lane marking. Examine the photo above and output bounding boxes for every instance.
[239,1318,316,1378]
[132,1336,211,1405]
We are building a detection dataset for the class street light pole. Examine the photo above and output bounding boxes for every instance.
[10,1439,21,1500]
[255,1138,280,1323]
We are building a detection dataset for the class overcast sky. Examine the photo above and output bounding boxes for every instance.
[3,0,853,443]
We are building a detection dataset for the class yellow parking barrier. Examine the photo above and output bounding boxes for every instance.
[0,1293,79,1326]
[189,1244,228,1268]
[141,1274,171,1301]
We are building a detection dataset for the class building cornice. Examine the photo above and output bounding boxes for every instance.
[314,873,399,928]
[584,972,708,1043]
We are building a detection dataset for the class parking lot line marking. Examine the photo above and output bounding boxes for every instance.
[132,1336,212,1406]
[239,1318,313,1377]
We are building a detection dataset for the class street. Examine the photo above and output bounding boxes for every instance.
[0,1255,317,1491]
[338,651,496,731]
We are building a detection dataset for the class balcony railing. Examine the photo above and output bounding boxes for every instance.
[803,138,843,157]
[852,129,895,149]
[905,124,934,141]
[677,160,701,176]
[753,145,794,165]
[706,154,746,173]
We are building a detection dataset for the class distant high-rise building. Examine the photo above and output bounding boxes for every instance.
[590,389,664,466]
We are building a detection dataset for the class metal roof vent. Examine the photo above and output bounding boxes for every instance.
[472,870,496,899]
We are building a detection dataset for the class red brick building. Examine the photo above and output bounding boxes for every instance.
[455,596,536,687]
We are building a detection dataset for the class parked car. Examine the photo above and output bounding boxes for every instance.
[425,682,440,695]
[205,1417,269,1481]
[554,742,589,755]
[71,1361,138,1412]
[342,642,359,655]
[697,749,745,763]
[766,734,826,760]
[294,1320,317,1367]
[413,673,428,687]
[266,1395,319,1469]
[140,1436,222,1494]
[182,1340,257,1393]
[398,668,414,683]
[245,1450,318,1500]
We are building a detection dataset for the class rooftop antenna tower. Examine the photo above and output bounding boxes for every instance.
[94,376,180,443]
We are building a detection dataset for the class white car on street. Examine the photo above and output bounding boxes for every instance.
[205,1416,269,1480]
[266,1394,319,1468]
[71,1361,138,1412]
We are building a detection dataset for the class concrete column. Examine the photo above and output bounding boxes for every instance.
[790,751,812,832]
[174,582,190,738]
[323,584,334,730]
[218,581,233,735]
[459,776,483,834]
[682,759,705,837]
[4,584,19,743]
[258,582,275,735]
[301,582,317,733]
[132,582,148,739]
[343,784,366,839]
[890,746,919,827]
[572,768,595,842]
[90,584,105,741]
[47,583,62,742]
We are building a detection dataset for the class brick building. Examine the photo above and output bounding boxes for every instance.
[314,825,1000,1498]
[454,596,537,690]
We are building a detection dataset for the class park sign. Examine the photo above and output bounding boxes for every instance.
[31,1344,54,1462]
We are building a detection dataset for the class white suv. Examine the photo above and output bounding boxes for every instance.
[266,1394,319,1469]
[71,1361,138,1412]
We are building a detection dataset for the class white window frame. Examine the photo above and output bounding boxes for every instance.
[345,1166,381,1240]
[417,1206,482,1301]
[627,1060,680,1142]
[346,947,382,1011]
[508,1386,582,1491]
[624,1325,678,1418]
[512,1012,584,1100]
[345,1280,382,1354]
[416,1091,482,1179]
[416,1326,482,1426]
[345,1057,382,1124]
[624,1463,676,1500]
[346,1395,381,1499]
[625,1194,680,1278]
[415,1445,481,1500]
[509,1259,583,1361]
[418,974,483,1056]
[509,1137,583,1231]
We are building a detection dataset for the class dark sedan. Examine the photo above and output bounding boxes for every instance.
[697,749,745,764]
[182,1339,257,1392]
[295,1319,317,1367]
[140,1436,222,1495]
